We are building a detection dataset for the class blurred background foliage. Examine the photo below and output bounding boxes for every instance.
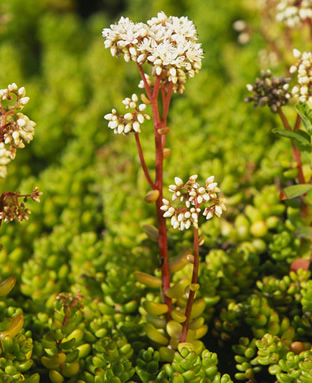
[0,0,278,268]
[1,0,310,381]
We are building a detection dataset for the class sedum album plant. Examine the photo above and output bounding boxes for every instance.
[0,84,41,382]
[103,12,226,356]
[245,50,312,222]
[0,83,41,225]
[276,0,312,28]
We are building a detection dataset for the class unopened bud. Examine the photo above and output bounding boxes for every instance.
[157,127,170,135]
[199,237,205,246]
[163,148,171,159]
[143,224,159,240]
[187,254,195,264]
[145,189,160,203]
[140,94,150,104]
[19,97,30,105]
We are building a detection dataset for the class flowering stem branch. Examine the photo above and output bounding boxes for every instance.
[278,109,305,184]
[134,133,155,189]
[277,108,291,131]
[137,64,152,100]
[0,104,5,133]
[153,76,161,102]
[161,83,173,149]
[292,141,306,185]
[162,83,173,123]
[278,109,307,216]
[284,27,293,53]
[307,19,312,42]
[180,226,199,343]
[291,114,305,185]
[294,113,301,131]
[149,78,172,317]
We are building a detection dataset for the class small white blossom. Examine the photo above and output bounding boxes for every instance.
[161,175,226,231]
[276,0,312,27]
[291,49,312,103]
[104,93,150,135]
[0,85,36,177]
[19,97,30,106]
[175,177,183,187]
[102,12,203,94]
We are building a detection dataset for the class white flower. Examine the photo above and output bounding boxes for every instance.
[19,97,30,106]
[174,177,183,187]
[102,12,203,93]
[291,49,312,102]
[276,0,312,27]
[0,85,36,177]
[104,94,150,135]
[161,175,226,230]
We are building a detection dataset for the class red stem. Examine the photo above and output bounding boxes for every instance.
[161,83,173,149]
[149,77,172,317]
[180,226,199,342]
[134,133,155,189]
[284,26,293,53]
[278,110,307,216]
[137,64,152,100]
[278,110,305,183]
[307,19,312,42]
[293,113,301,131]
[277,109,291,131]
[162,83,173,123]
[135,66,173,316]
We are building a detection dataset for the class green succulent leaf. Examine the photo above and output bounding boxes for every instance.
[272,128,311,151]
[280,184,312,200]
[295,103,312,134]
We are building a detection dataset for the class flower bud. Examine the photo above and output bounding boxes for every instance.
[145,190,160,203]
[19,97,30,105]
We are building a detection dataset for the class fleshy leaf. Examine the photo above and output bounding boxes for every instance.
[296,226,312,238]
[279,184,312,200]
[295,103,312,134]
[272,128,311,149]
[290,258,310,271]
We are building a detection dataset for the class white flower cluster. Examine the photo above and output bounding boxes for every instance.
[160,175,226,231]
[102,12,203,93]
[276,0,312,27]
[0,83,36,178]
[290,49,312,103]
[104,93,150,135]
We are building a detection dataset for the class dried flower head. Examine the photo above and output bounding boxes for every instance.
[0,188,42,225]
[0,83,36,177]
[161,175,226,231]
[290,49,312,103]
[104,93,150,134]
[102,12,203,94]
[245,70,291,112]
[276,0,312,27]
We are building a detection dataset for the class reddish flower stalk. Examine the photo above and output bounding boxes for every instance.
[137,66,173,316]
[307,18,312,42]
[180,226,199,342]
[278,109,305,184]
[278,109,307,217]
[134,133,155,189]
